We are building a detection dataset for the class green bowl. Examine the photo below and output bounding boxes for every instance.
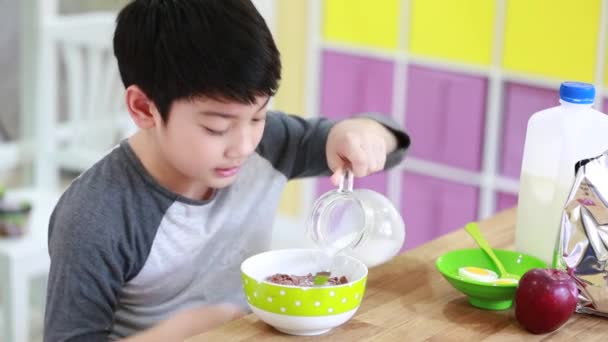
[241,249,367,336]
[436,248,547,310]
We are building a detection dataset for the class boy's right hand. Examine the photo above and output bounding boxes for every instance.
[193,303,247,328]
[326,118,399,186]
[121,303,246,342]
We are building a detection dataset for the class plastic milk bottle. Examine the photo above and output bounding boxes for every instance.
[515,82,608,265]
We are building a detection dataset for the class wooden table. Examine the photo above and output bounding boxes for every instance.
[188,209,606,341]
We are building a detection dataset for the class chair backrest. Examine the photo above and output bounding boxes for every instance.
[49,12,133,173]
[0,140,23,175]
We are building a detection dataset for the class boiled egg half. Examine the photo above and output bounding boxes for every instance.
[458,266,498,283]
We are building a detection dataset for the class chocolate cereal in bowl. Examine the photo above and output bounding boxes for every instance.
[240,249,367,336]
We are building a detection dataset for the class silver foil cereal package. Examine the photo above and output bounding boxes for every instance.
[555,151,608,317]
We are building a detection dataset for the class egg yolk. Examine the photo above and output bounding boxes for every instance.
[464,267,493,275]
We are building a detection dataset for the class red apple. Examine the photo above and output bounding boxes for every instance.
[515,268,578,334]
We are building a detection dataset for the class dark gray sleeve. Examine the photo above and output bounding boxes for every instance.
[257,111,410,179]
[44,193,126,342]
[256,111,336,179]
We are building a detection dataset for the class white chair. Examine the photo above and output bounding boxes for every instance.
[0,4,128,341]
[0,190,58,342]
[52,13,132,174]
[0,3,59,340]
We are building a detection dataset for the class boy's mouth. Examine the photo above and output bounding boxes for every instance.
[215,166,240,177]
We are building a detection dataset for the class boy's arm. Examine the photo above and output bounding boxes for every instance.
[44,202,126,341]
[257,111,410,180]
[47,219,242,342]
[45,192,242,342]
[120,304,245,342]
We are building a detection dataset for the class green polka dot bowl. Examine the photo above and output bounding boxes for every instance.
[241,249,368,336]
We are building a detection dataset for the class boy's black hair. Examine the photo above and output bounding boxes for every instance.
[113,0,281,121]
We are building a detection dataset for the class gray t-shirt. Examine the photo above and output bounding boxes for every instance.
[44,111,409,341]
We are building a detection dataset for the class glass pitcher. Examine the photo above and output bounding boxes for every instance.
[307,169,405,267]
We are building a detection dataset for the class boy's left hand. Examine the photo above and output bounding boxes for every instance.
[326,118,398,186]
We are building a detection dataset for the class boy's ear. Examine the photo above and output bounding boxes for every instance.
[125,85,161,129]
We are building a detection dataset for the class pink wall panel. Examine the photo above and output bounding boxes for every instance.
[320,50,394,119]
[500,83,557,178]
[496,192,518,212]
[405,66,487,171]
[400,172,479,250]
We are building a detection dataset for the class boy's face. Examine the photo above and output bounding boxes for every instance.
[154,95,269,190]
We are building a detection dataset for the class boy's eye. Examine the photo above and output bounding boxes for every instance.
[203,126,228,136]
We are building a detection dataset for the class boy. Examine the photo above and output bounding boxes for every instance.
[44,0,410,341]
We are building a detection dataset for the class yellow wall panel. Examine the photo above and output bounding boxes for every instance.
[275,0,308,217]
[409,0,495,65]
[503,0,600,83]
[275,0,307,116]
[323,0,400,50]
[278,182,304,217]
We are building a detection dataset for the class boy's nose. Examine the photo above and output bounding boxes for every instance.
[226,129,255,159]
